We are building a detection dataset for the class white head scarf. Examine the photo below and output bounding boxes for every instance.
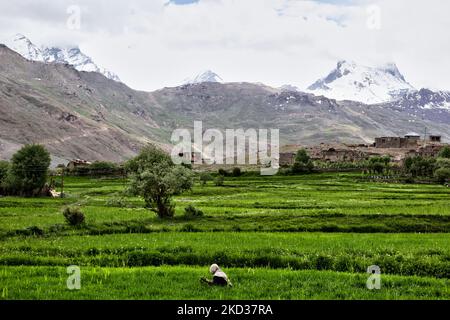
[210,264,228,281]
[210,264,220,274]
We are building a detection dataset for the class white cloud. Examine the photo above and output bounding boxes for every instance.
[1,0,450,91]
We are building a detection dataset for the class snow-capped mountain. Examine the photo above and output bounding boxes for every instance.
[8,34,45,62]
[307,60,415,104]
[184,70,223,84]
[6,34,120,82]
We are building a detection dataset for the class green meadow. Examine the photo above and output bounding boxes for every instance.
[0,173,449,299]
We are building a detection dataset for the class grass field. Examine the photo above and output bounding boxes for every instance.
[0,173,449,299]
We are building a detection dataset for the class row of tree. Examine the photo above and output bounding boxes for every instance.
[403,149,450,183]
[284,146,450,183]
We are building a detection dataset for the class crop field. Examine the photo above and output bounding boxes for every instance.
[0,173,449,300]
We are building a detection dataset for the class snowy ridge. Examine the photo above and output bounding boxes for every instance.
[5,34,120,82]
[184,70,223,84]
[390,88,450,110]
[307,60,415,104]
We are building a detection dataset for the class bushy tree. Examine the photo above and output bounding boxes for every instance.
[7,145,51,196]
[403,156,436,177]
[436,158,450,169]
[434,157,450,184]
[367,156,391,175]
[126,145,194,218]
[434,168,450,184]
[199,172,212,186]
[292,149,314,173]
[438,146,450,159]
[0,161,9,195]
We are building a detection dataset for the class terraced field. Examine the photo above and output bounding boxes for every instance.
[0,173,449,299]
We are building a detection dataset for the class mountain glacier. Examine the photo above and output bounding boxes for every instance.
[6,34,120,82]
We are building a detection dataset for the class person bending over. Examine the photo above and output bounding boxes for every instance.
[201,264,232,287]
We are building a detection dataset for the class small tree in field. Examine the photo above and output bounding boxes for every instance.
[8,145,51,196]
[292,149,314,173]
[199,172,212,186]
[126,145,194,218]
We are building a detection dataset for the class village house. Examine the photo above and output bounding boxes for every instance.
[374,132,421,149]
[67,159,92,170]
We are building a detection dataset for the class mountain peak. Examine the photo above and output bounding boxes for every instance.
[307,60,415,104]
[4,34,121,82]
[184,70,223,84]
[8,33,45,62]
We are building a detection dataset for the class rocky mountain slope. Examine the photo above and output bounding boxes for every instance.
[0,44,173,163]
[0,44,449,164]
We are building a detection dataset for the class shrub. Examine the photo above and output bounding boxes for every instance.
[438,146,450,159]
[15,226,44,236]
[292,149,314,174]
[277,167,292,175]
[88,161,119,176]
[180,223,200,232]
[436,158,450,169]
[232,167,242,177]
[62,207,85,226]
[434,168,450,184]
[183,205,204,219]
[199,172,212,186]
[218,168,228,176]
[215,175,225,186]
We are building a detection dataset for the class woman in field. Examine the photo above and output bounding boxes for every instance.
[201,264,232,287]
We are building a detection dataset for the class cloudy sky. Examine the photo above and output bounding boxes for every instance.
[1,0,449,91]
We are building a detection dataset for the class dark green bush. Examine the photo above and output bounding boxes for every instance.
[232,167,242,177]
[183,205,204,219]
[438,146,450,159]
[218,168,228,176]
[292,149,314,174]
[62,207,85,226]
[434,168,450,184]
[179,223,200,232]
[23,226,44,236]
[199,172,212,186]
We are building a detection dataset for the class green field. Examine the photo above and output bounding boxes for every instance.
[0,173,449,299]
